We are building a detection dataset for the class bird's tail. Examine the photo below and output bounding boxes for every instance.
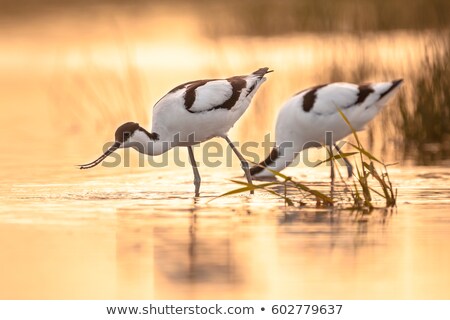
[252,67,274,79]
[242,67,273,100]
[377,79,404,104]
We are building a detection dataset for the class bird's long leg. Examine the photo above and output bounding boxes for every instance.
[224,136,254,195]
[326,144,334,199]
[328,144,335,182]
[187,146,201,197]
[334,143,353,178]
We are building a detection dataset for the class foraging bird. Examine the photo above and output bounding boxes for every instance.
[79,67,272,196]
[250,80,404,179]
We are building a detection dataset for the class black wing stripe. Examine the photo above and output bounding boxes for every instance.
[186,77,247,113]
[302,84,328,112]
[184,80,210,110]
[250,148,279,175]
[356,84,374,104]
[379,79,404,100]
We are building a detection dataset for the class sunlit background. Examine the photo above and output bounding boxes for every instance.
[1,0,450,299]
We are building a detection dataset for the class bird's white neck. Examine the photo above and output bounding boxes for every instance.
[125,130,170,156]
[251,141,306,178]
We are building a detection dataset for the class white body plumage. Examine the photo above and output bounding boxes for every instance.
[251,80,403,177]
[125,70,270,156]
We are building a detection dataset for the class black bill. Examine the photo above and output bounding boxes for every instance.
[78,142,120,169]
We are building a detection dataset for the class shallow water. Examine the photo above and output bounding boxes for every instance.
[1,5,450,299]
[1,158,450,299]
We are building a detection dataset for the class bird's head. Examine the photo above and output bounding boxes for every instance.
[78,122,158,169]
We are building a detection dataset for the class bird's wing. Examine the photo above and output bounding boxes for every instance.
[296,80,402,115]
[296,83,362,115]
[156,68,271,114]
[185,78,245,113]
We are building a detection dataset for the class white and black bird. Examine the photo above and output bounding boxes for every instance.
[79,67,272,196]
[250,80,404,179]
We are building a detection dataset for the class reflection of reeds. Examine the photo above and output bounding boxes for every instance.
[398,34,450,164]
